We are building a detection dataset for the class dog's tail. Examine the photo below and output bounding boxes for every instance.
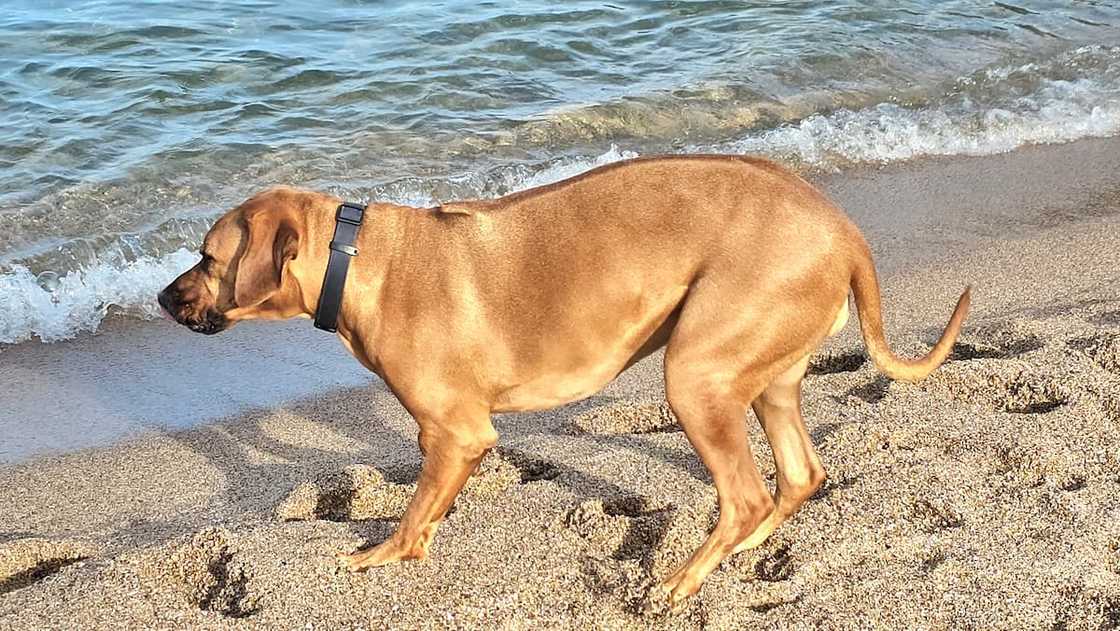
[849,244,971,382]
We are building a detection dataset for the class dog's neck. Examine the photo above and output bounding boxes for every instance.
[294,200,416,366]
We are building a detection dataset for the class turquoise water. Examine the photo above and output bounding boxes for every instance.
[1,0,1119,342]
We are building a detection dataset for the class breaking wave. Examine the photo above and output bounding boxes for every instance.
[3,45,1119,343]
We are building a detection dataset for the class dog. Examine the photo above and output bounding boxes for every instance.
[158,155,969,606]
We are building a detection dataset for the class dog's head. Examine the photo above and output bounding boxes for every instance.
[158,187,319,334]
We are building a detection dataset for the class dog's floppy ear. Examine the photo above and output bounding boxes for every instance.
[234,209,299,308]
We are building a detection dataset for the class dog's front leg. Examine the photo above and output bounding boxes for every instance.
[339,403,498,571]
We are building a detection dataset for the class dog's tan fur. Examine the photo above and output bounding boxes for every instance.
[159,155,970,605]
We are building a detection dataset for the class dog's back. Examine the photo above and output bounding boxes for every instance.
[378,156,857,411]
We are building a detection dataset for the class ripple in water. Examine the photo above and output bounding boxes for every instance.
[1,0,1119,342]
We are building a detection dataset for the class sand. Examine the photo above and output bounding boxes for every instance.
[2,142,1119,629]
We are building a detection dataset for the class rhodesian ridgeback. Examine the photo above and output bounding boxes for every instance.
[158,155,969,606]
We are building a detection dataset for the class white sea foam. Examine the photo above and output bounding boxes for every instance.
[0,249,199,344]
[730,46,1120,166]
[3,48,1119,344]
[511,145,640,189]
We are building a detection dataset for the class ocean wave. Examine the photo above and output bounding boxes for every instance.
[728,45,1120,166]
[3,46,1119,344]
[0,249,198,344]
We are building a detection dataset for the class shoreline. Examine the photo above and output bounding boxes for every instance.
[3,136,1120,463]
[1,138,1119,628]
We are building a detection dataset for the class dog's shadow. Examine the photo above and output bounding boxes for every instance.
[133,381,415,541]
[134,348,721,574]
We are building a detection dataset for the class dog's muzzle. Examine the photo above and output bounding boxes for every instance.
[157,289,228,335]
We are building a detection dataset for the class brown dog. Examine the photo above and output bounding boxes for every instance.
[158,155,969,605]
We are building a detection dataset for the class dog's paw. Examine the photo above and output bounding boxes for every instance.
[641,582,680,616]
[336,537,428,572]
[641,579,697,617]
[336,550,373,573]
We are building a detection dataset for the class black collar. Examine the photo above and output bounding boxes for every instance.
[314,201,366,333]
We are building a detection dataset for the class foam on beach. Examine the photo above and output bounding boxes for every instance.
[3,46,1120,344]
[0,248,198,344]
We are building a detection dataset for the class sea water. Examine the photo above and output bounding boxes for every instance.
[1,0,1118,342]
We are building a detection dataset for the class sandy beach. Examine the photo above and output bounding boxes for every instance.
[2,138,1119,629]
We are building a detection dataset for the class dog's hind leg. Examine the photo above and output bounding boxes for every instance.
[650,292,781,606]
[338,402,498,571]
[649,275,843,607]
[733,353,824,553]
[653,361,774,606]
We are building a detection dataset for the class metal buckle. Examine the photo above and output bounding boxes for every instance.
[336,202,364,225]
[329,241,358,256]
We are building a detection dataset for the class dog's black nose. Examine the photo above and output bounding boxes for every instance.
[157,288,176,313]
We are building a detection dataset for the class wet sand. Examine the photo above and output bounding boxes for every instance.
[0,317,370,462]
[1,139,1119,628]
[2,136,1119,462]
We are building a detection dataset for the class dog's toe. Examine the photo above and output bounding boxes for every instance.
[642,580,694,616]
[336,551,364,572]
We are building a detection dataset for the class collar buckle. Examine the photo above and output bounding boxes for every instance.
[336,202,364,225]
